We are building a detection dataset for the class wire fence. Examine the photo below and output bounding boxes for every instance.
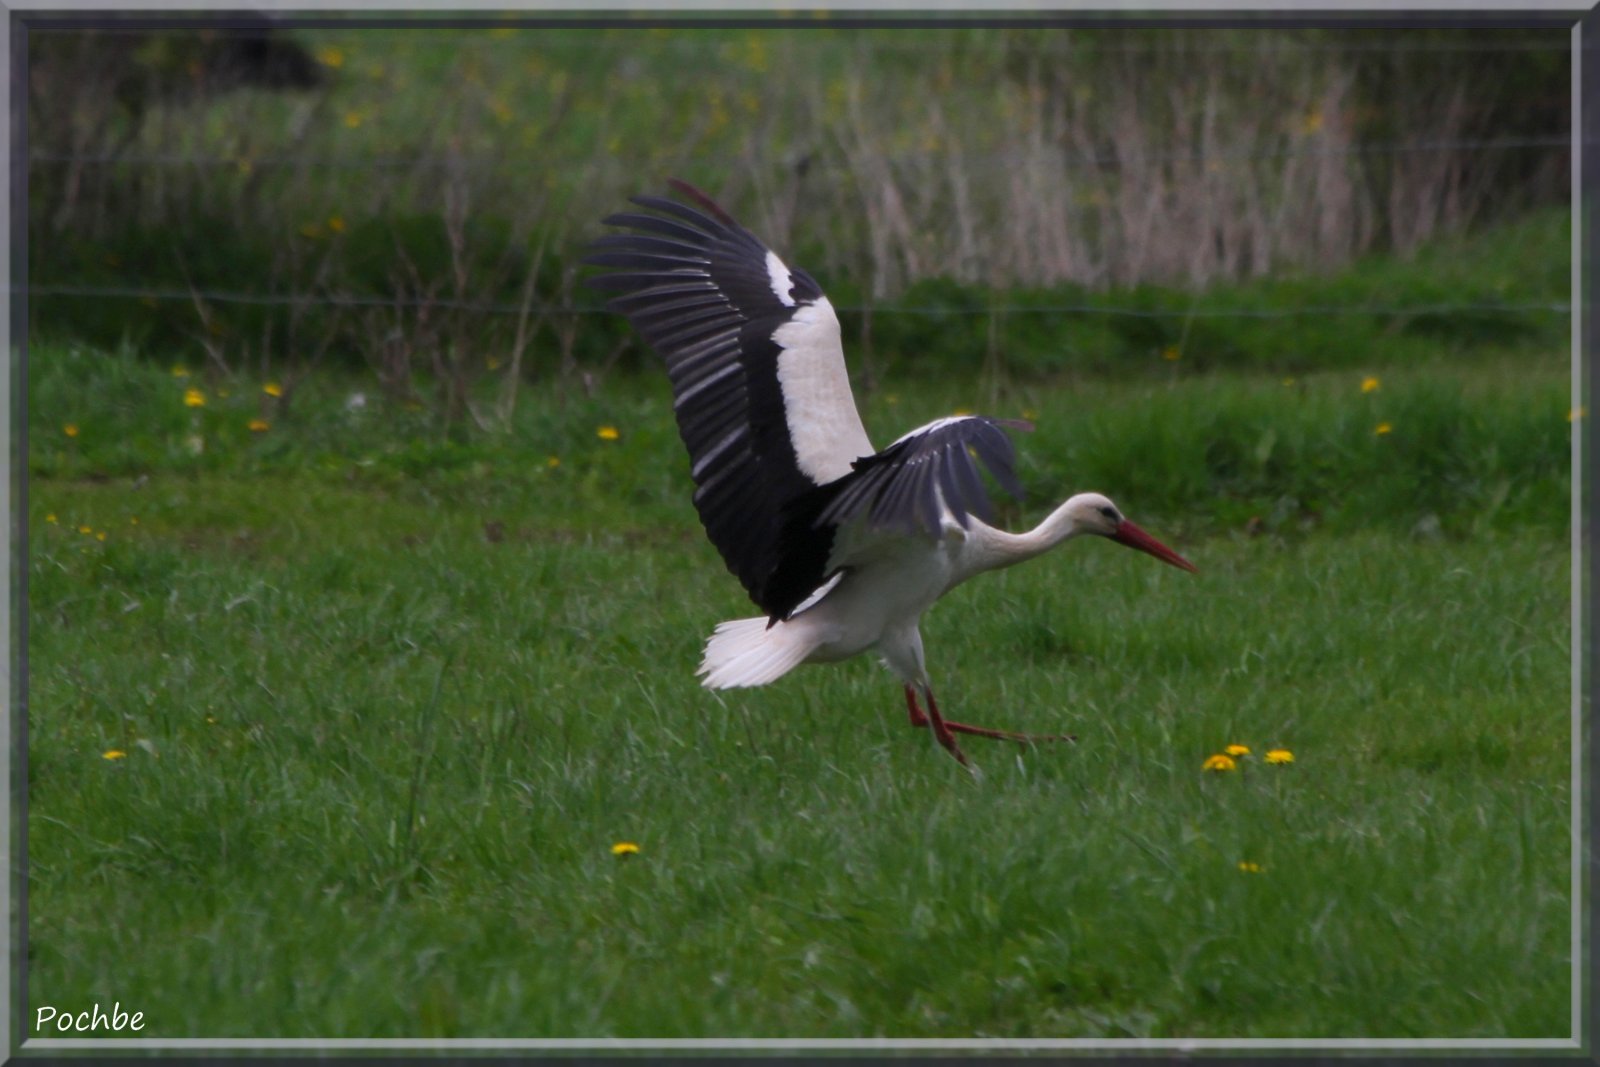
[23,283,1572,322]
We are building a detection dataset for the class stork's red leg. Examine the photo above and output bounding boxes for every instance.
[904,685,1076,747]
[907,685,970,766]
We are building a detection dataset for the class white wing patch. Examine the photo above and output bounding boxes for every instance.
[765,250,797,308]
[772,296,875,484]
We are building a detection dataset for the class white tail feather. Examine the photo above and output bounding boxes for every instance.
[697,616,816,689]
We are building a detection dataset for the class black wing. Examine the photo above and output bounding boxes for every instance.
[586,180,874,621]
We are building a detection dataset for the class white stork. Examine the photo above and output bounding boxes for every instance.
[587,180,1196,766]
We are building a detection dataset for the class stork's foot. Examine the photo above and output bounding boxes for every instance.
[904,685,1076,755]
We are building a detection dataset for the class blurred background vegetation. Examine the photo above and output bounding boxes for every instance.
[29,22,1570,422]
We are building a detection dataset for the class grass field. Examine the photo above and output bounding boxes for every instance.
[24,326,1573,1038]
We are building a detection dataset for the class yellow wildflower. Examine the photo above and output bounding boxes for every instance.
[171,365,190,378]
[1375,422,1392,436]
[1569,407,1586,422]
[596,426,620,441]
[44,513,56,524]
[610,841,640,856]
[1238,861,1264,873]
[1265,749,1295,765]
[263,382,283,398]
[248,419,270,433]
[77,525,92,535]
[184,388,206,408]
[327,215,346,234]
[129,516,139,526]
[1161,345,1181,361]
[63,423,79,438]
[1202,754,1238,773]
[546,456,561,469]
[343,111,364,129]
[315,45,345,68]
[1224,744,1250,757]
[102,750,126,760]
[1361,376,1380,393]
[95,531,106,542]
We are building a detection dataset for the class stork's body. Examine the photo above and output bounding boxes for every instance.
[588,181,1196,765]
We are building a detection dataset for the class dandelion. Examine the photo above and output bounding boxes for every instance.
[1238,861,1264,873]
[1375,422,1392,436]
[327,215,347,234]
[1224,744,1250,757]
[546,456,561,469]
[1265,749,1295,765]
[171,365,191,378]
[486,356,502,370]
[610,841,640,857]
[248,419,270,433]
[1021,408,1039,420]
[183,388,206,408]
[102,750,126,760]
[1202,754,1238,773]
[63,423,79,438]
[1161,345,1181,361]
[343,111,364,129]
[263,382,283,398]
[597,426,620,441]
[44,513,56,524]
[129,517,139,525]
[77,525,92,535]
[315,45,345,68]
[95,531,106,542]
[1361,375,1380,393]
[1569,407,1586,422]
[1301,109,1324,135]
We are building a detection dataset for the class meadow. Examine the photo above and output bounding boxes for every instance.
[25,320,1572,1037]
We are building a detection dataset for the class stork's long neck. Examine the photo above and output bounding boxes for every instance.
[970,499,1086,572]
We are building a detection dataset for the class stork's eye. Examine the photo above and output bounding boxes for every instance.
[1098,505,1117,520]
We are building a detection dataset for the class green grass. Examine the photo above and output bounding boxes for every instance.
[25,338,1572,1038]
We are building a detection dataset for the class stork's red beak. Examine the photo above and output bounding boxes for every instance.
[1110,520,1197,573]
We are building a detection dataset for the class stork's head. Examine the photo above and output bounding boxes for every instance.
[1065,493,1197,573]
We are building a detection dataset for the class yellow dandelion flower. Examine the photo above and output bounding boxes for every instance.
[183,388,206,408]
[77,524,92,535]
[1301,109,1324,135]
[44,513,56,524]
[343,111,364,129]
[610,841,640,856]
[248,419,270,433]
[1161,345,1181,361]
[1569,406,1586,422]
[95,531,106,541]
[102,749,126,760]
[1265,749,1295,764]
[1021,408,1039,420]
[327,215,347,234]
[1238,860,1264,873]
[546,456,561,469]
[171,365,191,378]
[315,45,345,68]
[129,516,139,525]
[63,423,79,438]
[263,382,283,398]
[1224,744,1250,757]
[1375,422,1392,436]
[596,426,620,441]
[1202,754,1238,773]
[205,715,217,725]
[486,356,502,370]
[1361,375,1380,393]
